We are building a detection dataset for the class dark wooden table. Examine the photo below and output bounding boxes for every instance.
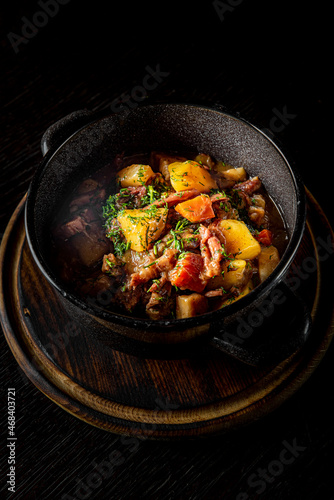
[1,1,332,499]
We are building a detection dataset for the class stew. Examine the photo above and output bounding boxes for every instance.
[51,151,288,320]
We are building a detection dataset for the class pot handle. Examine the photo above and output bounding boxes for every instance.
[209,282,312,367]
[41,109,94,156]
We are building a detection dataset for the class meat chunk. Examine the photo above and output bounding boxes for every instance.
[76,178,100,194]
[248,194,266,226]
[150,152,187,181]
[102,253,117,273]
[115,283,145,312]
[151,189,201,208]
[117,186,147,209]
[180,231,200,250]
[129,262,159,288]
[55,205,101,241]
[147,273,168,293]
[80,207,100,223]
[129,248,178,288]
[54,215,87,240]
[155,248,179,272]
[212,200,239,220]
[210,192,228,204]
[69,187,106,211]
[204,289,224,298]
[102,253,123,278]
[146,282,173,320]
[248,206,266,226]
[199,225,224,279]
[234,176,261,195]
[78,273,114,303]
[70,223,111,267]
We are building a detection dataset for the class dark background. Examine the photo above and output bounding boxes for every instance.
[0,1,332,499]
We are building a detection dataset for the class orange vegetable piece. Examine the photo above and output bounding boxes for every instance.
[174,194,215,223]
[168,252,206,292]
[255,229,273,246]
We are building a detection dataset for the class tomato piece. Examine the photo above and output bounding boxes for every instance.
[255,229,273,246]
[175,194,215,223]
[168,252,206,292]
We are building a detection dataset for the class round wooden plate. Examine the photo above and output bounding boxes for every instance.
[1,189,334,439]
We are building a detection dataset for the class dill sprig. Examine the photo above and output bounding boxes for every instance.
[165,218,198,252]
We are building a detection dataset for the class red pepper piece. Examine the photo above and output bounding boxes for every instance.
[168,252,206,292]
[255,229,273,246]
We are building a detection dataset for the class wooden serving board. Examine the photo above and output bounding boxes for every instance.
[1,189,334,439]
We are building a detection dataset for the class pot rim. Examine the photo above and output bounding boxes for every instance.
[24,102,306,331]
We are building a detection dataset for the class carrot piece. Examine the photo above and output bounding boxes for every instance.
[255,229,273,246]
[168,252,206,292]
[174,194,215,223]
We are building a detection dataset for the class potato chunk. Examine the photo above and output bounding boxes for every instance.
[227,259,250,288]
[214,161,234,173]
[194,153,215,170]
[117,207,168,252]
[221,167,247,181]
[221,259,249,289]
[258,245,280,282]
[218,219,261,259]
[176,293,208,319]
[168,161,217,192]
[117,164,155,187]
[206,259,251,291]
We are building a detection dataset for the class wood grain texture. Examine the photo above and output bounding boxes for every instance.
[1,190,333,440]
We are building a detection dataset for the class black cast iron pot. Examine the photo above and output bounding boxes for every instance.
[25,104,310,365]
